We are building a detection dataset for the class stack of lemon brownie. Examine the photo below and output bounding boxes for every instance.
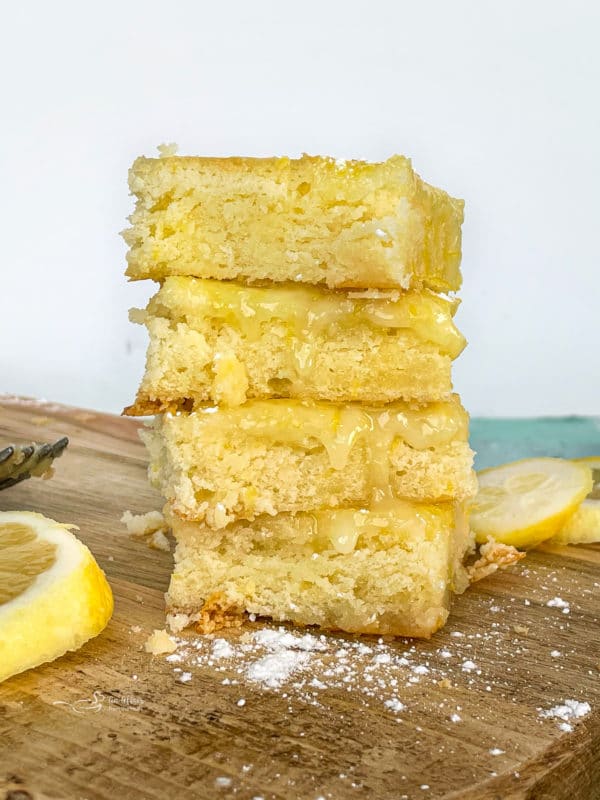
[124,154,477,637]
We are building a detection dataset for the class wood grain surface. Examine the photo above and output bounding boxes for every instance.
[1,395,599,800]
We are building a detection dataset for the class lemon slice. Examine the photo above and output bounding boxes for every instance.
[471,458,593,548]
[0,510,113,683]
[551,457,600,545]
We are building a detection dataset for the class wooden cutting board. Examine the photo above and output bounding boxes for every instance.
[1,396,599,800]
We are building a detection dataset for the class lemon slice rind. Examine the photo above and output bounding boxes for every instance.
[0,510,113,683]
[551,457,600,546]
[472,457,593,549]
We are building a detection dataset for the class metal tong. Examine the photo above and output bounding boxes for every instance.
[0,437,69,490]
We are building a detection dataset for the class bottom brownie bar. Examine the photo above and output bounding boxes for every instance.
[165,500,473,638]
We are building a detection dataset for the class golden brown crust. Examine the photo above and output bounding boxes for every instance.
[193,593,245,634]
[166,602,445,638]
[123,396,194,417]
[123,398,164,416]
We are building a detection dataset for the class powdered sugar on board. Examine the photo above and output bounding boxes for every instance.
[538,699,592,732]
[159,595,594,744]
[148,555,600,797]
[166,627,413,715]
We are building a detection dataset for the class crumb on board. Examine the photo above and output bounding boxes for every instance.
[121,509,172,552]
[468,540,526,583]
[166,612,194,633]
[513,624,529,635]
[145,629,177,655]
[149,529,171,552]
[121,509,165,537]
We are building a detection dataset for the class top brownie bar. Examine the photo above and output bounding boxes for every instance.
[124,154,464,291]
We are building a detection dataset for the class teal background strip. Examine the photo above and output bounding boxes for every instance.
[470,417,600,470]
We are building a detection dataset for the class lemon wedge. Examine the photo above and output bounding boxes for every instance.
[0,510,113,683]
[550,457,600,545]
[471,458,593,548]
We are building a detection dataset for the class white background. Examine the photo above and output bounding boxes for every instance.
[1,0,598,417]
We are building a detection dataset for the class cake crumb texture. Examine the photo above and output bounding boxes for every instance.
[125,277,464,411]
[124,154,464,290]
[142,397,477,527]
[166,500,473,637]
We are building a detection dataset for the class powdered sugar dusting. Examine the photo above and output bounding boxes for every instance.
[546,597,569,608]
[246,650,311,688]
[160,602,596,744]
[539,699,591,730]
[384,698,405,713]
[212,638,235,659]
[136,551,600,797]
[546,597,571,615]
[165,626,419,715]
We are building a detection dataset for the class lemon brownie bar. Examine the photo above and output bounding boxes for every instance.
[166,501,473,637]
[124,154,464,290]
[142,397,476,527]
[125,277,465,413]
